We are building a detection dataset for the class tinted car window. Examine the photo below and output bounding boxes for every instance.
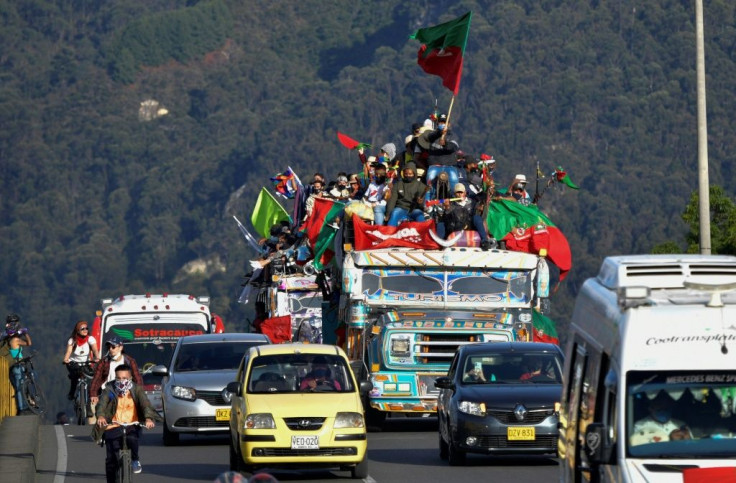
[461,352,562,384]
[174,342,261,371]
[247,353,355,393]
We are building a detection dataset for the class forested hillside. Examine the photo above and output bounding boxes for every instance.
[2,0,736,418]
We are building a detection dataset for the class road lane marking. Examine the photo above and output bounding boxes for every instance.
[53,425,67,483]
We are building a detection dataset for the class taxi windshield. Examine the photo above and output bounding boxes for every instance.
[627,370,736,458]
[247,354,355,393]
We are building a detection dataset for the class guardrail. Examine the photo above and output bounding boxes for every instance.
[0,357,16,422]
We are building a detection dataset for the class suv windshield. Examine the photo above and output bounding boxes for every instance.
[174,341,261,372]
[460,352,562,384]
[627,370,736,458]
[247,354,354,393]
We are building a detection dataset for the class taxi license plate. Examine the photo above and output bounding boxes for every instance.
[215,409,230,421]
[507,427,535,441]
[291,435,319,450]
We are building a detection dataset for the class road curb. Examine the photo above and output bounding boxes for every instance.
[0,414,40,483]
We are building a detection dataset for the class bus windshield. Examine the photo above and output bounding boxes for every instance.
[627,370,736,458]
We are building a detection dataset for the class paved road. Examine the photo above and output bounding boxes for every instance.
[37,417,558,482]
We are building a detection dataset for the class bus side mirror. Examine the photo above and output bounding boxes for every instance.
[585,422,614,464]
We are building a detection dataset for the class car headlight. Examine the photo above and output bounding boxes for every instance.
[171,385,196,401]
[458,401,486,417]
[245,413,276,429]
[334,412,365,429]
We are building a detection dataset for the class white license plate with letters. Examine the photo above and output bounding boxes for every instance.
[291,435,319,449]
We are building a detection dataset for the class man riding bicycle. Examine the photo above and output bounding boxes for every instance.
[92,364,159,482]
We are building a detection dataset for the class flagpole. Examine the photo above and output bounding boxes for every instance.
[441,95,456,142]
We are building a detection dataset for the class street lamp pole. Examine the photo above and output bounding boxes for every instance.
[695,0,711,254]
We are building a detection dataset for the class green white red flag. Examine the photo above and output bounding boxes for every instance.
[486,199,572,281]
[410,11,472,95]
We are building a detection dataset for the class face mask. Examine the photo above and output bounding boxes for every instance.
[403,175,415,183]
[438,123,446,131]
[114,378,133,397]
[379,155,388,163]
[469,168,480,174]
[652,409,671,423]
[375,176,386,184]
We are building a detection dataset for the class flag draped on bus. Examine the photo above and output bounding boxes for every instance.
[410,11,472,95]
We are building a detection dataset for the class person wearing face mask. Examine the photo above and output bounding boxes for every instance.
[631,392,692,445]
[89,336,143,408]
[93,364,159,481]
[363,162,390,225]
[386,162,428,227]
[415,113,460,168]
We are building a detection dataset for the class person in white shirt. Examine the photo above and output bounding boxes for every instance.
[363,162,390,225]
[631,393,692,445]
[63,320,100,400]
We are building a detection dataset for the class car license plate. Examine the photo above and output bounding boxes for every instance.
[507,427,535,441]
[215,409,230,421]
[291,435,319,450]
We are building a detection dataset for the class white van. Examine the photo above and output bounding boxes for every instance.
[559,255,736,483]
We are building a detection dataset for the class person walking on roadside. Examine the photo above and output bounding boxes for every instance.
[0,314,34,415]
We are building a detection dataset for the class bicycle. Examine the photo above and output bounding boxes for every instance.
[67,360,96,425]
[13,352,45,415]
[112,421,140,483]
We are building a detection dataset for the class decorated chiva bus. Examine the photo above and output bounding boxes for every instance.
[91,293,224,412]
[233,10,575,427]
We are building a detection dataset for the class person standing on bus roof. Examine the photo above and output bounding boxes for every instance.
[90,336,143,407]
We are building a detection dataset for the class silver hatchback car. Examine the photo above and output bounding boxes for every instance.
[159,333,270,445]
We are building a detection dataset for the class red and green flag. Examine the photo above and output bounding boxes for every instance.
[337,131,371,150]
[532,310,559,345]
[301,197,345,270]
[554,166,579,189]
[251,187,291,238]
[486,199,572,281]
[410,11,472,95]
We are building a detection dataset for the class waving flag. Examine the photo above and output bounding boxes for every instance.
[410,12,472,95]
[301,197,345,270]
[251,187,291,238]
[337,131,371,150]
[486,199,572,281]
[270,167,298,199]
[554,166,579,189]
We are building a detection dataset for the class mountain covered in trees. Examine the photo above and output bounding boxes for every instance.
[3,0,736,417]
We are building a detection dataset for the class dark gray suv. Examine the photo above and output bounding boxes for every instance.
[435,342,563,465]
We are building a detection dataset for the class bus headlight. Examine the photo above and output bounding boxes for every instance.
[390,337,411,356]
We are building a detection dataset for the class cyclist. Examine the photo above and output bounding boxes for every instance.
[89,336,143,408]
[93,364,158,481]
[63,320,100,400]
[0,313,34,415]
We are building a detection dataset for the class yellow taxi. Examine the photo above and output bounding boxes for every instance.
[226,343,370,478]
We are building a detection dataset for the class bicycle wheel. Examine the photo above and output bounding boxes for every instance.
[74,383,87,425]
[117,449,132,483]
[21,376,46,415]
